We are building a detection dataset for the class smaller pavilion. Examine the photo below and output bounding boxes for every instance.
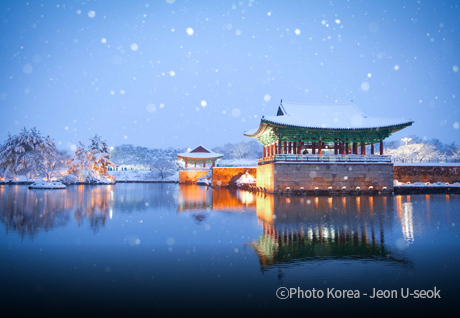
[177,144,223,169]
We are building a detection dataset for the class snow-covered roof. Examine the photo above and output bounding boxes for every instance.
[177,144,223,160]
[244,101,413,136]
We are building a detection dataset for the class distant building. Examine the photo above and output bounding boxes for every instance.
[177,144,223,169]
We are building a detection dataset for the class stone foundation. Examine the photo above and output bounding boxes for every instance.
[256,162,393,193]
[393,165,460,184]
[212,167,257,187]
[179,170,209,184]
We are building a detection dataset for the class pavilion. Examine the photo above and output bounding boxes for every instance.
[177,144,223,169]
[244,100,413,162]
[243,100,414,193]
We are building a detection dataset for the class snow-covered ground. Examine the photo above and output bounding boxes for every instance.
[216,158,257,167]
[108,170,179,182]
[395,181,460,187]
[394,163,460,166]
[236,172,256,187]
[28,181,66,189]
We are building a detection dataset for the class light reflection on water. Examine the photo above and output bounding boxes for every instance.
[0,184,459,313]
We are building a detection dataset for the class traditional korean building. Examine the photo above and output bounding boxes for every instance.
[177,144,223,169]
[244,100,413,193]
[177,144,223,184]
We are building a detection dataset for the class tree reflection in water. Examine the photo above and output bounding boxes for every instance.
[0,184,178,238]
[0,183,422,272]
[0,185,111,238]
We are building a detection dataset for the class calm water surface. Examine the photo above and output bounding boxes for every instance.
[0,184,459,314]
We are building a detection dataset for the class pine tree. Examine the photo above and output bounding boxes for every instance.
[89,134,113,176]
[0,127,63,181]
[68,134,114,182]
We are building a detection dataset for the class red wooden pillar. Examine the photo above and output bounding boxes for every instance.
[352,142,356,155]
[371,143,375,155]
[203,161,206,167]
[288,142,291,154]
[284,141,287,154]
[278,139,282,155]
[270,144,274,157]
[298,141,302,154]
[380,140,384,155]
[212,161,215,167]
[185,160,188,168]
[334,142,338,155]
[346,142,349,154]
[293,142,297,154]
[312,142,316,154]
[318,142,322,155]
[195,161,197,167]
[361,141,365,155]
[263,146,266,158]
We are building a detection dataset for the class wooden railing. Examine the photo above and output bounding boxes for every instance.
[258,154,392,164]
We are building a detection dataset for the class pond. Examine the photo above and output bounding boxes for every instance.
[0,184,459,315]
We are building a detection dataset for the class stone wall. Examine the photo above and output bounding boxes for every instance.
[179,170,209,184]
[256,162,393,193]
[212,167,257,187]
[393,165,460,184]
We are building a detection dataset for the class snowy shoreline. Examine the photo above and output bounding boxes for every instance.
[0,180,178,185]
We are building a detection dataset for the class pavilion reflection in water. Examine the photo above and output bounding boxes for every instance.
[177,185,256,219]
[250,194,414,270]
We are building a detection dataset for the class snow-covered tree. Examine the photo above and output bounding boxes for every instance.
[68,134,114,182]
[89,134,113,176]
[230,142,250,159]
[150,157,176,179]
[386,143,440,162]
[0,127,63,181]
[32,136,68,182]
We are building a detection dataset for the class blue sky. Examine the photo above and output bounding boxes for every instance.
[0,0,459,150]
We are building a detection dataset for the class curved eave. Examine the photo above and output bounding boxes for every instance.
[243,122,270,138]
[246,119,414,138]
[177,154,223,161]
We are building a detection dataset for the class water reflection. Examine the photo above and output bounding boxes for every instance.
[0,183,454,267]
[177,185,256,223]
[250,194,412,270]
[396,196,415,244]
[0,184,177,238]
